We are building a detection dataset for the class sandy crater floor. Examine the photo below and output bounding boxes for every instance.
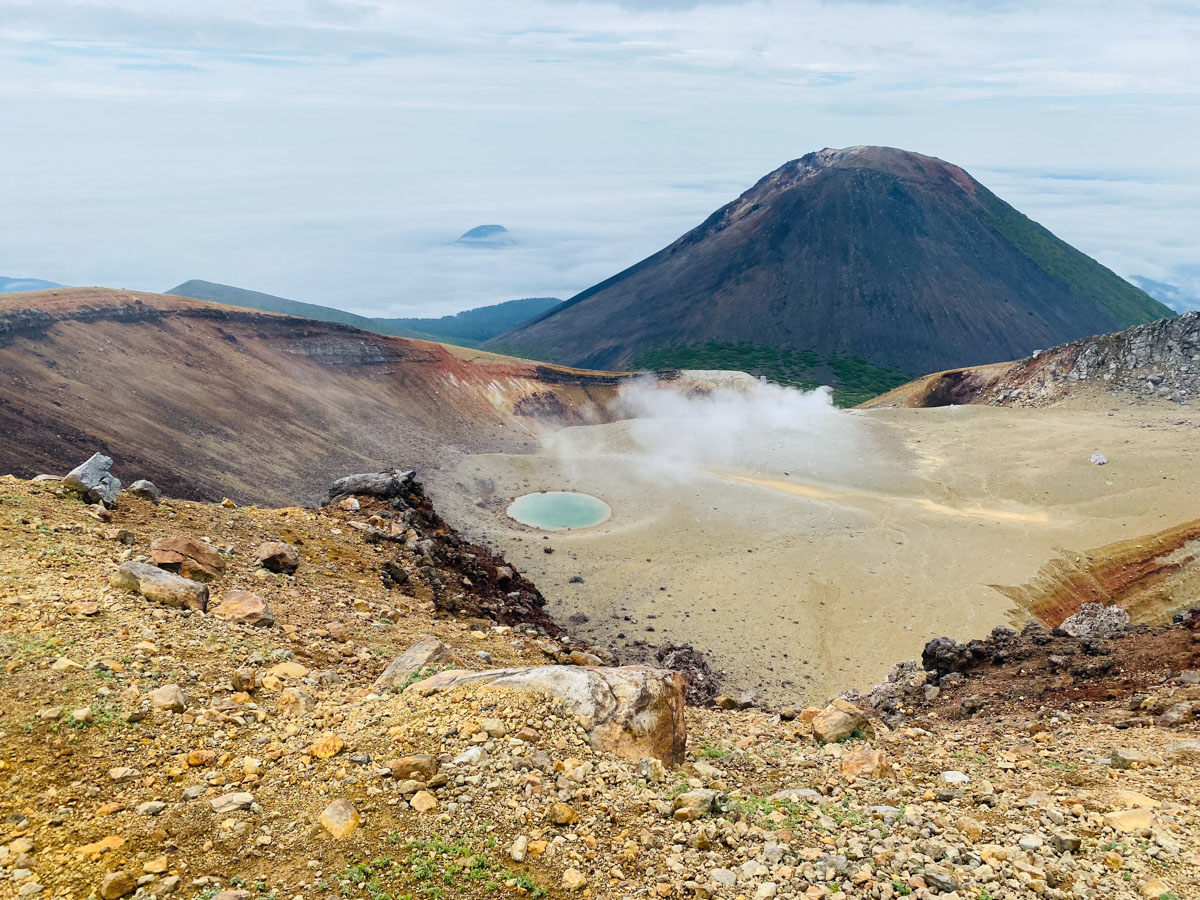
[435,398,1200,705]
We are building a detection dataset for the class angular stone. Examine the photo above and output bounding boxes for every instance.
[811,699,873,744]
[510,836,528,862]
[1060,603,1130,641]
[411,664,688,764]
[562,869,587,892]
[253,541,301,574]
[149,684,188,713]
[268,661,309,679]
[410,790,438,813]
[1111,748,1163,770]
[1051,831,1082,854]
[1105,808,1155,833]
[63,453,122,507]
[128,480,162,503]
[309,734,345,760]
[672,789,718,821]
[277,688,314,717]
[387,755,437,781]
[99,871,137,899]
[319,799,359,838]
[150,537,226,582]
[548,802,578,825]
[1164,738,1200,763]
[373,636,454,692]
[210,792,254,813]
[840,745,889,778]
[328,470,414,502]
[213,590,274,627]
[110,561,209,611]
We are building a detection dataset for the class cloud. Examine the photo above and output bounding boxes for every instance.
[0,0,1198,316]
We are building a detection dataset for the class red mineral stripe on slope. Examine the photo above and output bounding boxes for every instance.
[993,518,1200,627]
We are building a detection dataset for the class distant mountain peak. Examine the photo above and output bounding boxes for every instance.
[455,224,514,247]
[1,276,66,294]
[484,146,1172,375]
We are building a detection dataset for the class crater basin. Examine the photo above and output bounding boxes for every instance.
[506,491,611,531]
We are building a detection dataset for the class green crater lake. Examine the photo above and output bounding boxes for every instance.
[506,491,612,530]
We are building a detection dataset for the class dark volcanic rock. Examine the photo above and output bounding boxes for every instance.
[328,470,415,503]
[655,642,721,705]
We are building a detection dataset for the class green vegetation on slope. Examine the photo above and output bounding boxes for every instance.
[630,341,911,407]
[166,279,436,341]
[980,191,1174,328]
[380,297,561,343]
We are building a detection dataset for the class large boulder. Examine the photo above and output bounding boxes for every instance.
[110,561,209,611]
[329,470,415,503]
[373,636,453,692]
[62,453,122,507]
[253,541,300,574]
[811,699,873,744]
[150,536,226,582]
[1059,603,1130,641]
[410,664,687,765]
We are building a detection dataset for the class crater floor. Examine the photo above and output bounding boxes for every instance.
[437,397,1200,705]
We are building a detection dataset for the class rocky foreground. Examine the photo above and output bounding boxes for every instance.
[1,464,1198,900]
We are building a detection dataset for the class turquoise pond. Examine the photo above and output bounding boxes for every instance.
[506,491,612,530]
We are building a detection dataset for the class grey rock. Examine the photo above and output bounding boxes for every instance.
[672,788,718,821]
[373,636,453,692]
[210,791,254,813]
[1060,603,1130,641]
[128,479,162,503]
[110,561,209,611]
[923,864,959,893]
[328,470,415,502]
[62,453,121,507]
[149,684,188,713]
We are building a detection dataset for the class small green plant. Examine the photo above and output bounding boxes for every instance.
[696,745,730,759]
[893,879,913,896]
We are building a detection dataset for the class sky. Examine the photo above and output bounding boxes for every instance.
[2,0,1199,315]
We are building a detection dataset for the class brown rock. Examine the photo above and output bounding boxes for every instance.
[811,699,873,744]
[277,687,314,717]
[213,590,274,628]
[562,869,588,892]
[268,661,309,679]
[1105,808,1155,833]
[149,684,188,713]
[839,744,890,778]
[309,733,345,759]
[100,871,137,899]
[143,857,169,874]
[410,790,438,812]
[253,541,301,574]
[150,536,226,581]
[412,664,688,764]
[388,755,437,781]
[548,802,579,825]
[319,799,360,838]
[186,749,218,767]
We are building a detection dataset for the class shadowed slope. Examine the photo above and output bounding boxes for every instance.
[487,146,1171,374]
[0,288,629,505]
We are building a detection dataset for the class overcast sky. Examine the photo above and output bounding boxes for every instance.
[2,0,1199,314]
